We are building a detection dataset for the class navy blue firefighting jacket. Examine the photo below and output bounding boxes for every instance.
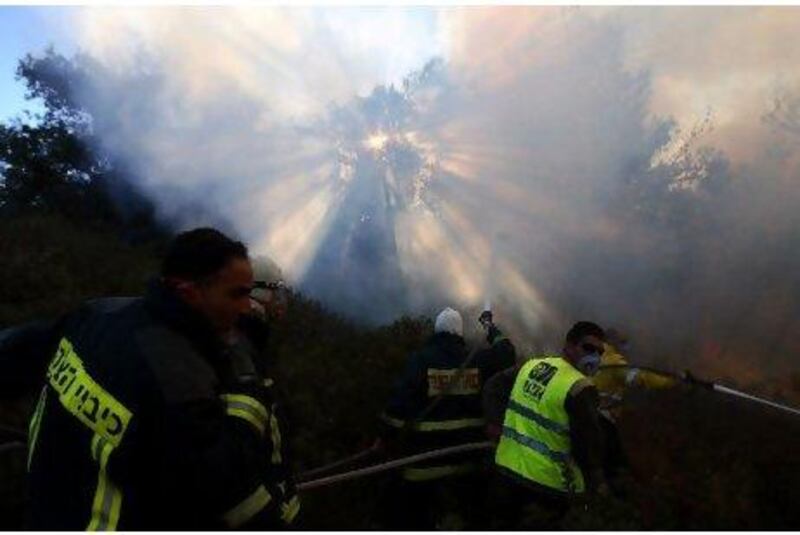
[19,280,298,530]
[380,328,516,481]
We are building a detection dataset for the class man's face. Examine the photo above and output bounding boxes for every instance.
[565,334,606,375]
[181,257,255,333]
[577,335,605,358]
[250,285,287,321]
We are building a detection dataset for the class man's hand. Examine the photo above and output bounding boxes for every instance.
[586,469,611,499]
[595,480,611,499]
[682,369,713,389]
[250,282,288,321]
[478,310,493,330]
[485,423,502,443]
[249,298,267,321]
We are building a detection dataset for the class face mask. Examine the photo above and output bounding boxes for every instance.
[577,352,601,376]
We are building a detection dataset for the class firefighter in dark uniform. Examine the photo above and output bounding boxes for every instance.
[21,228,299,529]
[377,307,516,529]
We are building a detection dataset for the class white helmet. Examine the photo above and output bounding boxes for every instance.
[434,307,463,337]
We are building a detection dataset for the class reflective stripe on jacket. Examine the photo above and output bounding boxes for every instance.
[495,356,587,493]
[382,331,515,481]
[25,281,298,530]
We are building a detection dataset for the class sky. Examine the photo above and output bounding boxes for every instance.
[0,7,78,121]
[2,6,800,389]
[0,6,443,120]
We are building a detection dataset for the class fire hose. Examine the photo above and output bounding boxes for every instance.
[0,423,492,492]
[0,423,26,441]
[0,441,25,455]
[295,369,800,491]
[297,443,381,482]
[296,441,494,491]
[0,424,27,455]
[2,365,798,490]
[599,364,800,418]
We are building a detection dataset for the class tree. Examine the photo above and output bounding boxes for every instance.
[0,48,163,241]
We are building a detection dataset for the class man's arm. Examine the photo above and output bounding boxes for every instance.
[136,330,293,529]
[0,319,62,399]
[481,365,519,441]
[483,324,517,375]
[565,380,606,493]
[379,351,427,442]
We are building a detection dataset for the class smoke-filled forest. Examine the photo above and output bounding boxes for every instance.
[2,6,800,530]
[2,214,800,530]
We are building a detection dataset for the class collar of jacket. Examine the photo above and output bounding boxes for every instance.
[143,277,226,363]
[428,331,466,355]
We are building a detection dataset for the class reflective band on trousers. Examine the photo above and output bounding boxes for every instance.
[268,405,282,464]
[381,414,485,431]
[402,463,476,481]
[223,485,272,528]
[506,399,569,436]
[27,386,48,471]
[500,426,568,463]
[280,495,301,524]
[221,394,269,437]
[87,434,123,531]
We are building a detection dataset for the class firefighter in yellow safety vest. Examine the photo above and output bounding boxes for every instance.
[486,321,609,530]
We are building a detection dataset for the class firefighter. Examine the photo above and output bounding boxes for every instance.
[592,328,678,491]
[593,328,678,417]
[486,321,609,529]
[21,228,299,529]
[377,307,516,529]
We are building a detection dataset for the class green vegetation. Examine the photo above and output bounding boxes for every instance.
[0,213,159,327]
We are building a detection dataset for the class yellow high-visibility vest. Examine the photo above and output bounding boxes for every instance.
[494,356,587,493]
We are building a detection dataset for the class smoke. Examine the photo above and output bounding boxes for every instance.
[47,7,800,382]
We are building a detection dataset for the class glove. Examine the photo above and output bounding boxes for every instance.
[478,310,493,330]
[250,282,288,321]
[485,423,502,443]
[682,369,713,389]
[487,324,504,344]
[595,480,612,499]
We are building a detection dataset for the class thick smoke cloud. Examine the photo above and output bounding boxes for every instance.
[54,7,800,389]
